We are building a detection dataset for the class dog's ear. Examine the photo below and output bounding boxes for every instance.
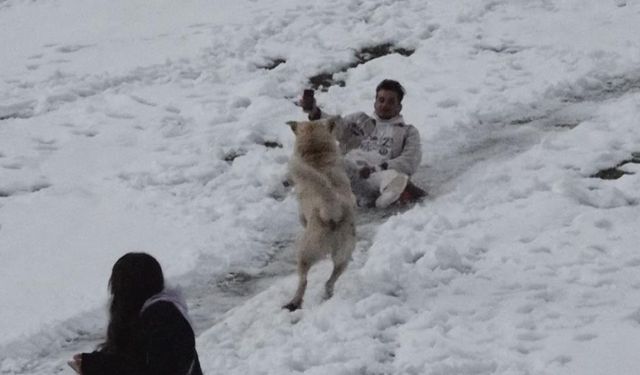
[286,121,298,134]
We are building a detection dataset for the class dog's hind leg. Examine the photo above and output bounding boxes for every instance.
[324,260,347,300]
[324,220,355,300]
[283,259,311,311]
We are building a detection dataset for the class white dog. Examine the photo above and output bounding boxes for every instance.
[284,118,356,311]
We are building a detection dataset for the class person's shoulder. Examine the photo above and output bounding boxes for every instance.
[140,301,186,325]
[139,300,196,348]
[404,123,419,132]
[140,301,196,340]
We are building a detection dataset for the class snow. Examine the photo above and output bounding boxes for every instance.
[2,0,640,374]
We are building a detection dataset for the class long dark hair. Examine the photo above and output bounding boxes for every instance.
[101,252,164,353]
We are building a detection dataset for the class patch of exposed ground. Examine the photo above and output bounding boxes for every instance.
[591,152,640,180]
[309,43,415,91]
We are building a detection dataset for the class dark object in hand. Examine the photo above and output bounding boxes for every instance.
[301,89,315,111]
[359,166,374,179]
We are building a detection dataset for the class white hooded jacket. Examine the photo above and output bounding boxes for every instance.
[322,111,422,176]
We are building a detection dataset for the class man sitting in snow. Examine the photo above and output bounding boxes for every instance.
[300,79,425,208]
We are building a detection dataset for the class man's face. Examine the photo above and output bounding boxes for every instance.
[374,89,402,120]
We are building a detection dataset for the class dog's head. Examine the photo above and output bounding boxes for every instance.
[287,118,339,160]
[287,117,337,136]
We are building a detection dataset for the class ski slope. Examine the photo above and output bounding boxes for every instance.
[2,0,640,374]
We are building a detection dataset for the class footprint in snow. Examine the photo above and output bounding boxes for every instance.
[0,101,36,120]
[161,115,190,138]
[33,137,58,152]
[550,355,572,366]
[130,95,158,107]
[515,304,535,314]
[437,98,459,108]
[593,218,612,230]
[511,342,542,355]
[516,331,547,342]
[573,333,597,342]
[55,44,93,54]
[2,160,23,170]
[0,181,51,197]
[71,129,99,138]
[518,236,536,243]
[624,258,640,268]
[528,246,551,254]
[164,105,181,114]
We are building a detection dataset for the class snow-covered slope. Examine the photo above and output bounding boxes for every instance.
[1,0,640,374]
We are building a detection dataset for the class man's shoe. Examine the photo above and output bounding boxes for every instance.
[375,174,409,208]
[398,181,427,205]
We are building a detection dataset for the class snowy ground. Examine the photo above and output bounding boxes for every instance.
[2,0,640,374]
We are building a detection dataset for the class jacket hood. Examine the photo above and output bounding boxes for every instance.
[140,287,194,329]
[373,113,405,126]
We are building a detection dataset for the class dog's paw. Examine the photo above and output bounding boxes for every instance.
[319,207,343,230]
[319,206,343,226]
[328,220,337,231]
[323,287,334,300]
[283,302,302,311]
[318,207,331,222]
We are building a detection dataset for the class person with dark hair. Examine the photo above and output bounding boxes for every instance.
[301,79,425,208]
[68,252,203,375]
